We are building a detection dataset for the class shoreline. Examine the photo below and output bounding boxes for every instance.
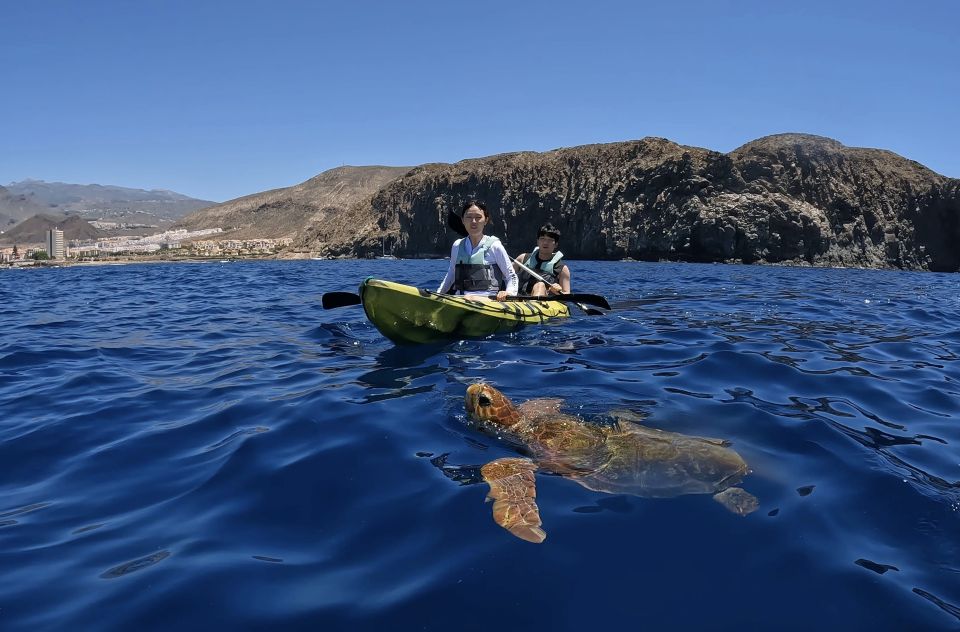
[2,256,275,269]
[1,256,947,275]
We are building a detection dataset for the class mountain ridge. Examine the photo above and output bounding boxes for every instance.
[286,133,957,271]
[172,166,412,241]
[0,213,103,244]
[13,134,957,271]
[1,180,214,226]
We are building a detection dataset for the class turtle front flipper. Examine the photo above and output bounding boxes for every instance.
[713,487,759,516]
[480,457,546,543]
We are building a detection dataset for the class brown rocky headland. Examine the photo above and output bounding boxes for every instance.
[183,134,960,272]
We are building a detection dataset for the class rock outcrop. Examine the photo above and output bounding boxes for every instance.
[298,134,958,271]
[0,213,103,245]
[727,135,958,271]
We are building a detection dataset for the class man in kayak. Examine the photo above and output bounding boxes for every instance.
[512,223,571,297]
[437,201,518,301]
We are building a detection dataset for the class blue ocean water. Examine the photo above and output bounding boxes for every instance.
[1,259,959,630]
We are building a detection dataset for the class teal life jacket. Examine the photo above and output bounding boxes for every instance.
[451,235,505,293]
[522,247,564,291]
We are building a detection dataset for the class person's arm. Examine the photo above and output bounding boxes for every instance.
[490,241,519,299]
[557,264,571,294]
[436,241,460,293]
[512,252,529,272]
[511,252,529,292]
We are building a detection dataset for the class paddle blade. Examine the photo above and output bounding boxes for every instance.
[322,292,362,309]
[446,210,468,237]
[575,303,607,316]
[566,293,611,310]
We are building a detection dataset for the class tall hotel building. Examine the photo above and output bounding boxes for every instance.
[46,228,65,259]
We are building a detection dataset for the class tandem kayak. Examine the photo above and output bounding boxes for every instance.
[359,278,571,344]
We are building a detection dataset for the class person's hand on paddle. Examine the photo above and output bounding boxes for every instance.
[467,290,508,302]
[513,250,570,298]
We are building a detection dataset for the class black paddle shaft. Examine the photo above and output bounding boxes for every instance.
[500,293,611,310]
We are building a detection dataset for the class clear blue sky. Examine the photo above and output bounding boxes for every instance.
[2,0,957,202]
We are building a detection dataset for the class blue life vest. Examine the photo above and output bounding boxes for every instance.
[451,236,505,293]
[522,247,564,291]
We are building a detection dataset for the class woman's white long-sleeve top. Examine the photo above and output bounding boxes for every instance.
[436,237,519,296]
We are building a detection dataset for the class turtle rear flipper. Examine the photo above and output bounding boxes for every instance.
[713,487,759,516]
[481,457,546,543]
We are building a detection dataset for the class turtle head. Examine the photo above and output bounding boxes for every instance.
[465,383,521,428]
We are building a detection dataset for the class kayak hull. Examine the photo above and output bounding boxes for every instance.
[359,278,570,344]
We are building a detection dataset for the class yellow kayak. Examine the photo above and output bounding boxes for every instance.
[359,278,570,344]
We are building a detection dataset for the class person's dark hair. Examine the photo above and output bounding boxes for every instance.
[538,223,561,242]
[461,200,488,219]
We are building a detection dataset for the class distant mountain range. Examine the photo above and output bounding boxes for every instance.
[0,185,47,227]
[6,134,958,271]
[0,180,214,227]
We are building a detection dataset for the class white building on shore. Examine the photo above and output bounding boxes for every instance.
[46,228,65,259]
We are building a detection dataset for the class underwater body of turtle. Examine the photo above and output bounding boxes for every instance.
[464,382,759,543]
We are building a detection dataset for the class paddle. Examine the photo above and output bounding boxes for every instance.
[496,293,611,311]
[447,210,610,312]
[323,286,609,312]
[322,291,362,309]
[510,258,608,314]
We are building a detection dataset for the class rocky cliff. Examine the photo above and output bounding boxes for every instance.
[298,134,958,271]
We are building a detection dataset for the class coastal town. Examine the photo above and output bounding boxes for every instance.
[0,227,293,265]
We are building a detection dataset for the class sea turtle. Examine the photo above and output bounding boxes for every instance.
[464,382,759,543]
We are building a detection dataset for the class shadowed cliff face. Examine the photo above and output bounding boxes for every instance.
[297,135,959,271]
[727,135,959,271]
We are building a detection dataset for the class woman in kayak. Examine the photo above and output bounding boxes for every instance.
[513,223,571,297]
[437,201,518,301]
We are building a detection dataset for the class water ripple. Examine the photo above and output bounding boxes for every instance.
[1,260,958,630]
